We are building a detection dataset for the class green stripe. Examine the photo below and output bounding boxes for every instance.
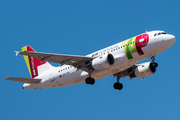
[21,46,32,78]
[126,40,133,59]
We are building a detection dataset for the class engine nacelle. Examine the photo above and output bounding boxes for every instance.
[114,53,128,65]
[91,54,114,70]
[134,62,157,78]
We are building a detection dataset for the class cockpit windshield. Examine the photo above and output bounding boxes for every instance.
[161,32,167,34]
[154,32,167,36]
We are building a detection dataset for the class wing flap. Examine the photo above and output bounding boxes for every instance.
[4,77,41,83]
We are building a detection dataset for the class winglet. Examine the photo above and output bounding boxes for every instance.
[14,51,20,56]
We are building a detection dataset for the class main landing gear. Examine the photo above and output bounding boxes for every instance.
[113,73,123,90]
[114,82,123,90]
[85,69,95,85]
[85,77,95,85]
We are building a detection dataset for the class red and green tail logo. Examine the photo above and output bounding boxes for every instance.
[21,46,47,78]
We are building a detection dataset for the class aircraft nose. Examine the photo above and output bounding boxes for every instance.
[166,34,176,45]
[170,35,176,44]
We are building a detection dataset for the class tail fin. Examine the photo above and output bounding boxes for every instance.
[21,46,53,78]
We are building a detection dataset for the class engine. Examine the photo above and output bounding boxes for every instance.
[90,54,114,70]
[114,53,128,65]
[132,62,157,78]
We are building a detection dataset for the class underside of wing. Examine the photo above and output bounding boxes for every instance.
[16,51,92,67]
[5,77,41,83]
[113,65,137,79]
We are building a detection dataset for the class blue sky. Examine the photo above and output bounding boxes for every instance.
[1,0,180,120]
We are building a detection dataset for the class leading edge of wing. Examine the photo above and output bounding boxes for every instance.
[4,77,41,83]
[16,51,92,64]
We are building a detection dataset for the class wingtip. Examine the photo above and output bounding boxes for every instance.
[4,77,10,80]
[14,51,20,56]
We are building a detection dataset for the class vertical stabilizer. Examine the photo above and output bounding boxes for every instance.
[21,46,53,78]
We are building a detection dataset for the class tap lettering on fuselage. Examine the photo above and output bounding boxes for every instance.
[122,33,149,59]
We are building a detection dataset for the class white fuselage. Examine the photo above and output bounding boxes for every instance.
[23,31,176,89]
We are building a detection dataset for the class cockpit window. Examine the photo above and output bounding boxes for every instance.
[161,32,167,34]
[154,32,167,37]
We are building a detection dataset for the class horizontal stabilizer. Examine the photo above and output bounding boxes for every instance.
[4,77,41,83]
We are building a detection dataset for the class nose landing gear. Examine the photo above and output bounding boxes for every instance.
[151,55,158,67]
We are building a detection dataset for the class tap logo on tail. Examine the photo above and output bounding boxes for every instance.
[21,46,47,78]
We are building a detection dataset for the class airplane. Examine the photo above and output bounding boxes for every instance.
[5,30,176,90]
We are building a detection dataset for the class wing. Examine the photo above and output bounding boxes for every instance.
[16,51,93,71]
[5,77,41,83]
[113,65,137,80]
